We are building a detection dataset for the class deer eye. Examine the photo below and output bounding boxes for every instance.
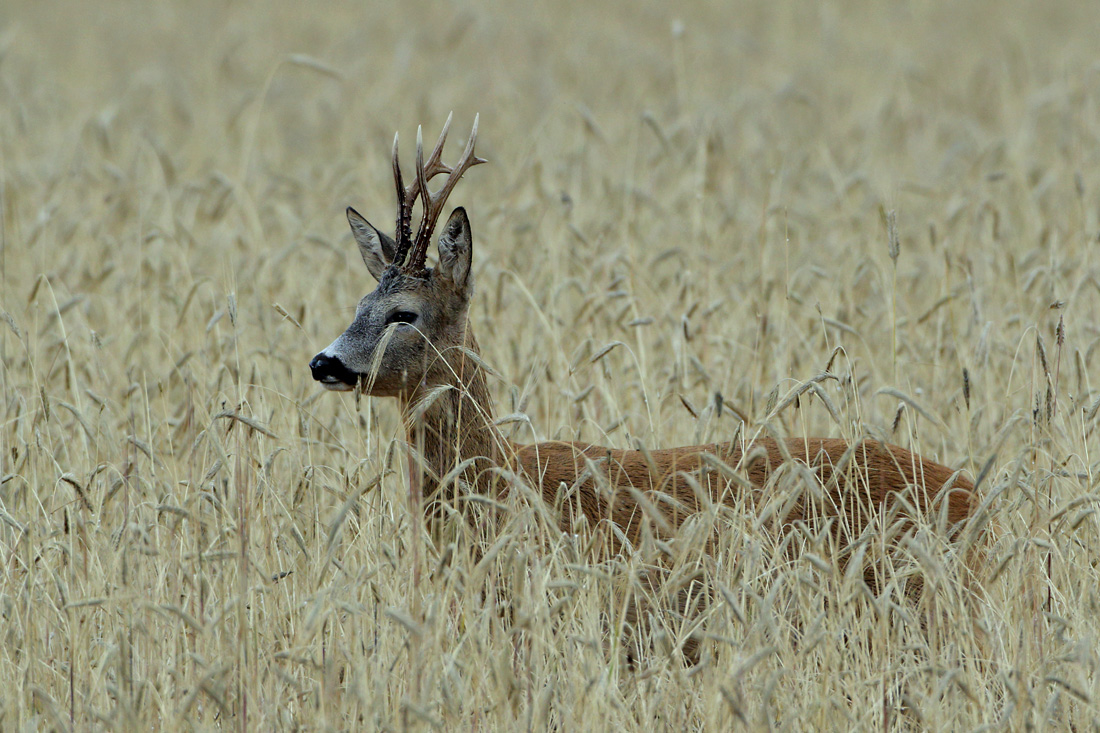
[386,310,418,326]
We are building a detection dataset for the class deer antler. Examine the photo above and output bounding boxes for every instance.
[399,114,486,274]
[391,113,460,269]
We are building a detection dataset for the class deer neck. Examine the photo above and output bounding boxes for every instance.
[397,324,505,506]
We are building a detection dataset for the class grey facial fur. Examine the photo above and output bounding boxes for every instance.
[311,207,474,396]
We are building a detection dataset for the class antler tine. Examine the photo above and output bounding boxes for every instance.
[405,114,454,200]
[388,115,459,268]
[422,111,453,179]
[391,131,415,265]
[414,125,430,243]
[404,114,487,273]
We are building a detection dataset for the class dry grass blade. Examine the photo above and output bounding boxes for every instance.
[874,387,949,431]
[2,2,1097,730]
[286,53,345,79]
[212,410,278,439]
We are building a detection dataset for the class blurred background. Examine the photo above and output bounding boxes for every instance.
[2,0,1099,729]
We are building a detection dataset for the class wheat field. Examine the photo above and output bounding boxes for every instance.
[2,0,1099,729]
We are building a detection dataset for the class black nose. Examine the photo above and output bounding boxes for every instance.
[310,352,358,386]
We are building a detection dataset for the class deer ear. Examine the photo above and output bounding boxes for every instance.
[437,207,472,294]
[347,207,395,281]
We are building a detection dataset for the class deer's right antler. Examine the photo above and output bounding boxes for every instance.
[390,114,486,274]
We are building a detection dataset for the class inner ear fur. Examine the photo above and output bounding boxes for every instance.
[437,207,472,292]
[347,206,396,281]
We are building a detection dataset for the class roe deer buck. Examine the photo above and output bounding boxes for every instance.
[310,115,978,600]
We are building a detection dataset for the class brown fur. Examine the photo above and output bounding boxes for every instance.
[513,438,973,544]
[382,322,980,661]
[403,324,976,570]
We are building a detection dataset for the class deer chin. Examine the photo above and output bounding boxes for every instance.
[320,378,357,392]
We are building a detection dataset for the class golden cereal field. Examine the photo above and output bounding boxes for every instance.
[1,0,1099,729]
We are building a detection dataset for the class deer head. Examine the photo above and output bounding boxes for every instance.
[310,115,487,397]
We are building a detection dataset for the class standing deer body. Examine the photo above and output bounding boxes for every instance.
[310,116,977,599]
